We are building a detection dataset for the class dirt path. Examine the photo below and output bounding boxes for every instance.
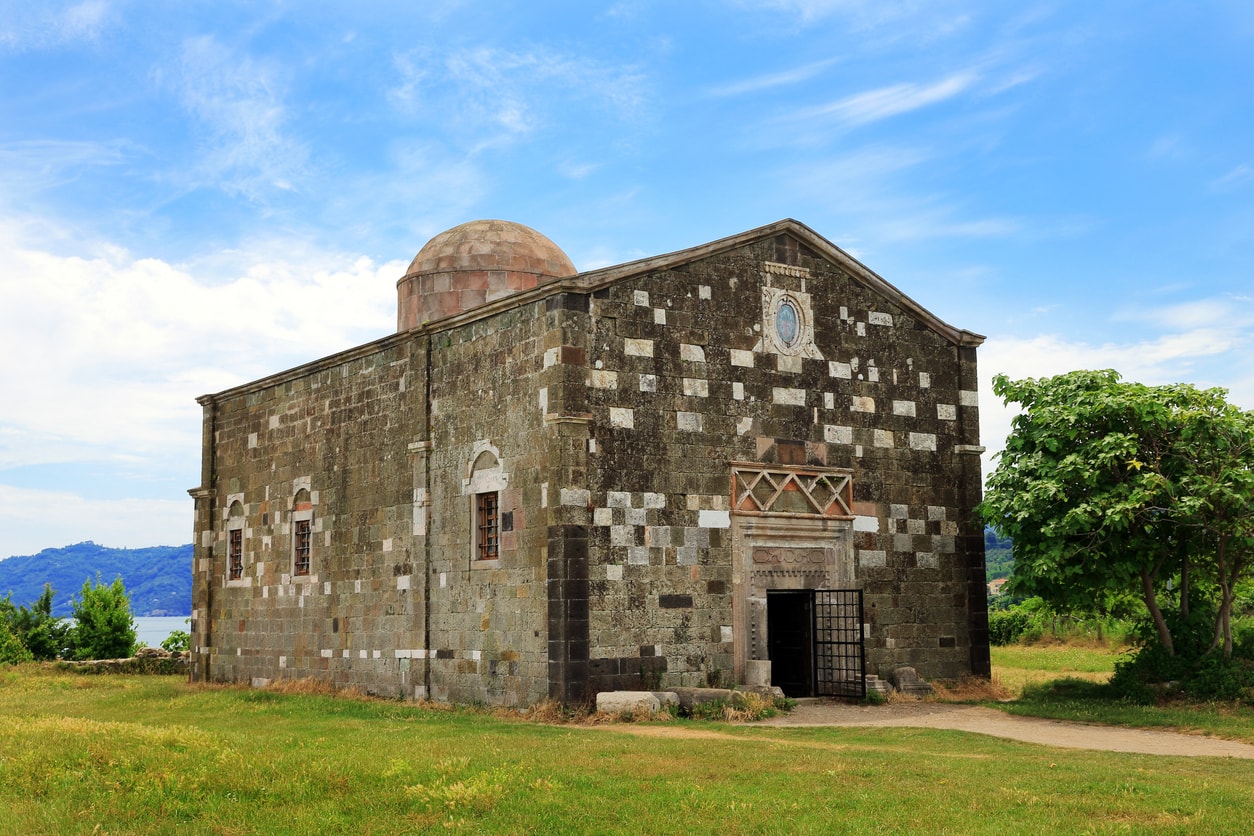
[749,700,1254,758]
[596,701,1254,758]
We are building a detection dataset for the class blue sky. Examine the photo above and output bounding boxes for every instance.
[1,1,1252,560]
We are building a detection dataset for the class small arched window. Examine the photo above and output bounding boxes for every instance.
[465,444,508,566]
[227,500,246,581]
[292,487,313,576]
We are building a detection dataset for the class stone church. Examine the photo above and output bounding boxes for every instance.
[188,218,990,705]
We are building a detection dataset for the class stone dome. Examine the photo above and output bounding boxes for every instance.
[397,219,577,330]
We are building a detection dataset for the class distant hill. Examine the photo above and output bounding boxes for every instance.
[0,542,191,617]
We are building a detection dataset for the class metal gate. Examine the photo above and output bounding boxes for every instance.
[813,589,865,698]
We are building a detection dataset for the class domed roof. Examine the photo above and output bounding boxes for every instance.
[397,220,576,331]
[406,219,576,280]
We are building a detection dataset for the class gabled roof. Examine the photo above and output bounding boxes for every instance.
[568,218,984,347]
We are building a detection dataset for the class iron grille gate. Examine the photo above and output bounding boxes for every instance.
[813,589,865,699]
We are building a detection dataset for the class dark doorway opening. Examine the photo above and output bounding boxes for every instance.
[767,590,813,697]
[766,589,866,699]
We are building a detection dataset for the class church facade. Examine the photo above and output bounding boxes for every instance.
[188,218,990,705]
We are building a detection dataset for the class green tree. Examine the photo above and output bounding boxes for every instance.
[0,596,34,664]
[69,575,137,661]
[980,370,1254,663]
[9,584,71,661]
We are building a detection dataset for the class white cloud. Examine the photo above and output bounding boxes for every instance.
[795,72,977,127]
[978,320,1254,485]
[0,0,112,51]
[0,485,189,560]
[1211,163,1254,191]
[388,45,647,146]
[0,222,400,475]
[163,36,309,200]
[707,58,841,97]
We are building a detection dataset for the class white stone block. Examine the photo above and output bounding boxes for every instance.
[588,370,618,389]
[776,354,802,373]
[868,311,893,326]
[634,290,650,307]
[830,361,852,379]
[698,509,731,529]
[937,403,957,421]
[852,396,875,413]
[606,564,623,581]
[654,308,666,324]
[699,285,711,299]
[593,507,613,526]
[919,372,931,388]
[909,432,937,451]
[677,411,702,432]
[732,382,744,400]
[730,349,754,368]
[874,429,894,448]
[560,488,590,506]
[960,389,979,406]
[858,550,887,568]
[892,400,916,417]
[643,492,666,509]
[683,378,709,397]
[824,424,852,444]
[773,387,806,406]
[737,416,753,436]
[625,338,654,357]
[680,343,706,362]
[609,407,634,428]
[639,374,657,392]
[607,491,633,508]
[854,515,880,532]
[597,691,661,714]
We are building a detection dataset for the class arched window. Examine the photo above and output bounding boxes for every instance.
[465,444,508,566]
[292,487,313,576]
[227,499,246,581]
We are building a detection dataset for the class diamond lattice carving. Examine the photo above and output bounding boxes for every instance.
[731,462,854,518]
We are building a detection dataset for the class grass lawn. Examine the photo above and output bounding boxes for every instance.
[991,641,1254,744]
[2,666,1254,834]
[991,641,1122,694]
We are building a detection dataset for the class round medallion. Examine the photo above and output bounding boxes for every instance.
[775,297,800,346]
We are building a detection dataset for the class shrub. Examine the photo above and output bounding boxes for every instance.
[161,629,191,653]
[0,618,33,665]
[68,575,137,661]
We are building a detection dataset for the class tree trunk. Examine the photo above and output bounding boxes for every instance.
[1180,553,1190,619]
[1141,569,1174,655]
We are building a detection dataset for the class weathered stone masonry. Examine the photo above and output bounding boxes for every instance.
[190,218,990,705]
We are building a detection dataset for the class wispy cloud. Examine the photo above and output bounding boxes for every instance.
[388,45,647,146]
[162,36,309,200]
[1211,163,1254,191]
[794,72,977,127]
[707,57,841,97]
[0,0,112,51]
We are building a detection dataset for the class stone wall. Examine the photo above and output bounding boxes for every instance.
[560,234,987,691]
[191,335,430,698]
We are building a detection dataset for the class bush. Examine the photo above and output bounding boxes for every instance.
[161,629,190,653]
[988,608,1032,645]
[68,575,137,661]
[0,618,33,665]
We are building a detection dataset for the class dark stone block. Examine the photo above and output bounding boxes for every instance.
[546,293,590,313]
[659,594,693,609]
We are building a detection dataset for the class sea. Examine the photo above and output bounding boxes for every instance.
[134,615,191,649]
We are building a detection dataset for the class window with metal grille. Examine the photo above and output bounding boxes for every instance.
[228,528,243,580]
[477,492,499,561]
[293,518,312,575]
